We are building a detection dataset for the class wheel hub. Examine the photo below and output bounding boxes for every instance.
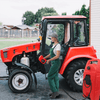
[12,73,29,90]
[17,78,23,85]
[74,69,84,86]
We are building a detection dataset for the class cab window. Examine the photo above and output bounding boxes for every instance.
[74,21,86,46]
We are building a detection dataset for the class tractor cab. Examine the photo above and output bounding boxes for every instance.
[40,15,88,55]
[39,15,88,72]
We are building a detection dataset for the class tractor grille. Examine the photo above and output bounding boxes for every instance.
[3,52,7,58]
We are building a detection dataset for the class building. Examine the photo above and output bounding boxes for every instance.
[0,25,38,38]
[90,0,100,58]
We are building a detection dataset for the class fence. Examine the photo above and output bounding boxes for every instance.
[0,29,38,38]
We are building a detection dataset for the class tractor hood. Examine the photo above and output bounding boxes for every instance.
[0,42,40,62]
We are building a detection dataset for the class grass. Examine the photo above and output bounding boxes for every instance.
[0,37,38,40]
[0,38,51,50]
[0,41,34,50]
[0,38,51,49]
[0,37,39,50]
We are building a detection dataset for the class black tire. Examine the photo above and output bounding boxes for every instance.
[8,69,33,93]
[64,60,86,92]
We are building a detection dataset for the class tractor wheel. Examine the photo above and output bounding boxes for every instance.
[64,60,86,92]
[8,69,33,93]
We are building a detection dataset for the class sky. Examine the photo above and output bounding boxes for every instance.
[0,0,89,25]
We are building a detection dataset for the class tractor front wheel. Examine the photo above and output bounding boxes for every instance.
[8,69,33,93]
[64,60,86,92]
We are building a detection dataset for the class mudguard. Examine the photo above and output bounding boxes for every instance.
[15,62,37,89]
[59,46,97,75]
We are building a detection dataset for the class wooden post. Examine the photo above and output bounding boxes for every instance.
[3,28,4,37]
[30,30,32,37]
[8,29,10,38]
[22,29,24,38]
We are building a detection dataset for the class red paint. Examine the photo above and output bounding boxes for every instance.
[83,59,100,100]
[42,15,87,20]
[0,42,40,62]
[59,46,97,74]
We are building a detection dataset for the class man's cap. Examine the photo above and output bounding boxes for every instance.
[49,33,58,39]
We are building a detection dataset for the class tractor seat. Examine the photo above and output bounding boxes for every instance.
[59,44,69,60]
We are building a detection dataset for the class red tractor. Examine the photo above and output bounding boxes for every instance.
[0,15,97,93]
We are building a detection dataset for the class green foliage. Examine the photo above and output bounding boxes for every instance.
[44,12,58,16]
[62,12,67,15]
[73,4,89,43]
[35,7,58,23]
[57,24,64,42]
[51,12,66,43]
[52,24,64,42]
[23,11,35,25]
[74,11,80,15]
[23,7,58,25]
[0,22,2,25]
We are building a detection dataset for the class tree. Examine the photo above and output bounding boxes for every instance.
[57,13,67,42]
[0,22,2,25]
[52,12,66,42]
[44,12,58,16]
[73,4,89,43]
[23,11,35,25]
[74,11,80,15]
[35,7,58,23]
[57,24,64,42]
[62,12,67,15]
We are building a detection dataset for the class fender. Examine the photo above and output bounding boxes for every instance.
[15,62,37,89]
[59,55,97,75]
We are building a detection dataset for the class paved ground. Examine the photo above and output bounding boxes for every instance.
[0,60,89,100]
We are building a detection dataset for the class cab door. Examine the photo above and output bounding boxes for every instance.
[43,22,65,73]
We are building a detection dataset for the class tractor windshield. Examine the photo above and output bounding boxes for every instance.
[44,23,65,55]
[46,23,64,45]
[73,20,86,46]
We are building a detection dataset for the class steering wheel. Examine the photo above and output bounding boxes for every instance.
[62,41,69,48]
[65,41,69,45]
[74,37,80,44]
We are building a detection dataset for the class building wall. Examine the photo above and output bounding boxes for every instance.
[91,0,100,58]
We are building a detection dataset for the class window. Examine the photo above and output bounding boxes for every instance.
[74,21,86,46]
[44,23,64,55]
[46,23,64,46]
[64,22,70,44]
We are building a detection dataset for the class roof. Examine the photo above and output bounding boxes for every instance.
[0,25,11,29]
[42,15,87,20]
[12,25,35,30]
[3,25,14,28]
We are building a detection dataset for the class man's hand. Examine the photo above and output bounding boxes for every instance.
[46,60,50,64]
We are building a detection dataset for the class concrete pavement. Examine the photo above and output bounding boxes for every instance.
[0,60,88,100]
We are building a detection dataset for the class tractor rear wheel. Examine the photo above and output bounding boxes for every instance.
[8,69,33,93]
[64,60,86,92]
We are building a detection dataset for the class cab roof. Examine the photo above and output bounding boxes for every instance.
[42,15,87,20]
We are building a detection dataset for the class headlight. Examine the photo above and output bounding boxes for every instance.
[3,52,8,58]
